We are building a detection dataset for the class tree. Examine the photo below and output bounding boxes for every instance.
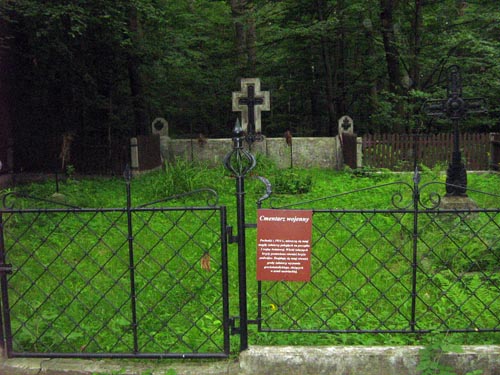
[3,0,500,172]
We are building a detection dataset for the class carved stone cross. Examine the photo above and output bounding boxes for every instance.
[232,78,270,134]
[338,115,354,135]
[422,65,487,196]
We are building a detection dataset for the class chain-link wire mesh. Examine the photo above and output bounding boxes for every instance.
[258,189,500,334]
[0,202,229,358]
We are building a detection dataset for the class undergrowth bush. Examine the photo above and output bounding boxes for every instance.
[273,168,312,194]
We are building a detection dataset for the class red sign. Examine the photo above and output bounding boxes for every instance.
[257,209,313,282]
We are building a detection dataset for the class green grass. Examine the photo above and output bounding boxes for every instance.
[2,160,500,354]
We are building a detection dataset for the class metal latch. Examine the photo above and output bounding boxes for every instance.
[0,264,13,274]
[229,316,240,335]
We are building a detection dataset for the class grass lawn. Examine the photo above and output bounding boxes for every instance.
[2,160,500,354]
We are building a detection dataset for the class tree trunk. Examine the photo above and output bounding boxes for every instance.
[246,1,257,75]
[310,59,323,135]
[230,0,247,74]
[316,0,337,136]
[127,4,148,136]
[410,0,423,90]
[0,15,13,172]
[379,0,401,95]
[334,0,347,118]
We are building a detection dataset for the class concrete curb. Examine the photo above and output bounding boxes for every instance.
[0,357,239,375]
[1,346,500,375]
[240,346,500,375]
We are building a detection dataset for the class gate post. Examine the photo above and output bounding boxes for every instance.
[410,168,421,332]
[123,166,139,353]
[0,212,5,356]
[223,120,257,351]
[0,211,13,358]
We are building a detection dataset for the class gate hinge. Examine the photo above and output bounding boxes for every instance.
[230,316,260,335]
[227,226,238,244]
[0,264,12,274]
[229,316,240,335]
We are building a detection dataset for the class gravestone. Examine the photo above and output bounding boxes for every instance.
[338,115,354,135]
[151,117,169,137]
[151,117,169,161]
[422,65,486,209]
[338,115,358,169]
[130,134,162,175]
[232,78,270,134]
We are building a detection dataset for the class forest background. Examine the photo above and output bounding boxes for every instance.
[1,0,500,171]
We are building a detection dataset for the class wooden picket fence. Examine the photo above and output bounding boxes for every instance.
[362,133,491,171]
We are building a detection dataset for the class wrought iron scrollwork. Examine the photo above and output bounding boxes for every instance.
[1,191,81,210]
[256,176,272,208]
[269,181,415,210]
[390,189,412,210]
[223,119,257,178]
[417,182,444,210]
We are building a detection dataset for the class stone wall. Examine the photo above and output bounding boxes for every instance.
[161,136,345,169]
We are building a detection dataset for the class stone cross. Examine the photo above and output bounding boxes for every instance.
[422,65,487,196]
[338,115,354,135]
[151,117,169,137]
[232,78,270,134]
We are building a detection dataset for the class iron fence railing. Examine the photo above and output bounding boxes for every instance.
[1,141,500,359]
[0,183,230,359]
[256,176,500,335]
[362,133,491,171]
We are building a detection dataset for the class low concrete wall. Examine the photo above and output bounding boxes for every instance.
[2,346,500,375]
[240,346,500,375]
[161,136,343,169]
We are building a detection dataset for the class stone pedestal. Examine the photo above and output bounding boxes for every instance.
[439,195,478,210]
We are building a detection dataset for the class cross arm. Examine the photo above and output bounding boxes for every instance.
[422,99,447,118]
[463,98,488,115]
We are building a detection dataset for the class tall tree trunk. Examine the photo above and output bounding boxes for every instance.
[0,15,13,172]
[128,4,148,136]
[334,0,347,118]
[231,0,257,75]
[410,0,423,90]
[310,58,322,135]
[316,0,337,136]
[246,0,257,75]
[230,0,247,75]
[379,0,401,95]
[363,16,380,131]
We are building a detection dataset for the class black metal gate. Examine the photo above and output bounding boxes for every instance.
[255,175,500,335]
[0,177,230,359]
[1,127,500,359]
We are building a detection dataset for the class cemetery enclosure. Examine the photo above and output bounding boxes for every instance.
[362,133,492,170]
[0,171,500,358]
[10,131,496,175]
[160,132,494,172]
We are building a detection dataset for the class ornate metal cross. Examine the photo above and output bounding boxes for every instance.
[422,65,487,196]
[232,78,270,139]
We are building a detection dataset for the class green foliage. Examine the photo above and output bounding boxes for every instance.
[91,370,177,375]
[4,170,500,355]
[156,160,207,197]
[417,340,483,375]
[5,0,500,172]
[273,168,312,195]
[253,153,279,177]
